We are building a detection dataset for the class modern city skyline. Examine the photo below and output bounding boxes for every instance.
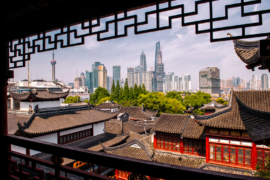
[140,51,147,72]
[50,51,56,82]
[113,66,121,85]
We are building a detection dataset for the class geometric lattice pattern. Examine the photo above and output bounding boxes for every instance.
[8,0,270,69]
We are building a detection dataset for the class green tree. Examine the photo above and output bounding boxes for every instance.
[193,109,205,115]
[119,87,124,102]
[165,91,183,102]
[223,101,228,105]
[137,92,186,116]
[97,96,111,105]
[114,80,120,101]
[183,91,212,110]
[138,85,143,95]
[111,80,115,100]
[129,86,134,100]
[142,84,147,94]
[134,84,139,98]
[63,96,81,103]
[215,97,225,104]
[123,78,130,100]
[89,87,110,105]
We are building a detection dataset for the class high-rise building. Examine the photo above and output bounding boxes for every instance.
[113,66,121,85]
[172,75,178,91]
[199,67,220,94]
[247,81,250,90]
[220,80,225,89]
[120,78,124,88]
[147,71,155,92]
[68,82,74,88]
[50,51,56,82]
[252,75,257,90]
[225,79,233,88]
[74,77,82,89]
[92,62,101,90]
[107,76,110,91]
[268,81,270,89]
[98,65,107,89]
[140,50,147,72]
[80,72,85,87]
[108,76,113,92]
[236,77,241,87]
[241,79,247,89]
[178,77,183,91]
[257,79,262,90]
[182,74,191,91]
[262,74,268,90]
[127,67,134,88]
[232,76,236,87]
[135,65,143,86]
[134,69,140,86]
[85,70,93,93]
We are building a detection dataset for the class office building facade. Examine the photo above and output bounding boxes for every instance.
[113,66,121,85]
[199,67,220,94]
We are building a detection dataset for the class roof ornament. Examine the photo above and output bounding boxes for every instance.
[34,104,39,113]
[142,103,145,111]
[28,105,33,114]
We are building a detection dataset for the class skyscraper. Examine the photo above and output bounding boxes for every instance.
[50,51,56,82]
[98,65,107,89]
[262,74,268,90]
[173,75,178,91]
[252,75,257,90]
[92,62,101,90]
[155,42,164,92]
[134,65,143,86]
[155,41,161,72]
[74,77,82,89]
[236,77,241,87]
[178,77,183,91]
[140,50,147,72]
[113,66,121,85]
[225,79,233,88]
[80,72,85,86]
[127,67,134,88]
[85,70,93,93]
[182,74,191,91]
[199,67,220,94]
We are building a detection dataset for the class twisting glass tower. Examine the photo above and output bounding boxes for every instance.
[50,51,56,82]
[155,41,164,92]
[140,50,147,72]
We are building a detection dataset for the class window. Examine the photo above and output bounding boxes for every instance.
[184,139,205,156]
[209,143,251,167]
[257,149,270,167]
[59,128,93,144]
[155,134,180,152]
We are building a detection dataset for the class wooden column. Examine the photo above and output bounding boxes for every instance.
[0,41,10,179]
[251,142,257,170]
[154,134,157,149]
[206,136,209,163]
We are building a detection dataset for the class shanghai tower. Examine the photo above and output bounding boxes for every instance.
[51,51,56,82]
[155,41,164,92]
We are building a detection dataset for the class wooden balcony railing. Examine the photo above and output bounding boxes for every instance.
[3,134,265,180]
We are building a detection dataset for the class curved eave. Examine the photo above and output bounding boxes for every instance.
[10,91,31,100]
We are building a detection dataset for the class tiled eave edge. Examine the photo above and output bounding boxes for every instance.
[101,138,153,160]
[234,94,270,142]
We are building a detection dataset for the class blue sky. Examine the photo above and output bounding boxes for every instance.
[11,0,270,89]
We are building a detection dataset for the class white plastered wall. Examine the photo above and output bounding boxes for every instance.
[30,133,58,156]
[20,101,60,111]
[93,122,105,136]
[60,125,92,136]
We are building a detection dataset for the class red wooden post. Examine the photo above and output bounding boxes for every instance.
[115,169,118,179]
[205,136,209,163]
[154,134,157,149]
[180,139,184,154]
[0,41,10,179]
[252,142,257,170]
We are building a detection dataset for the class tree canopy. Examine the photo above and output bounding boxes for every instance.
[137,92,186,116]
[165,91,183,102]
[183,91,211,109]
[63,96,81,103]
[89,87,110,105]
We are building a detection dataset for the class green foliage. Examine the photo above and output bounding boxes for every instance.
[183,91,211,109]
[137,92,186,116]
[255,154,270,178]
[223,101,228,105]
[111,80,115,99]
[142,84,147,94]
[133,84,139,98]
[177,91,194,95]
[193,109,205,115]
[113,80,120,102]
[63,96,81,103]
[165,91,183,102]
[138,85,143,95]
[89,87,110,105]
[84,99,89,103]
[123,78,130,101]
[215,97,225,104]
[129,86,134,100]
[97,97,111,105]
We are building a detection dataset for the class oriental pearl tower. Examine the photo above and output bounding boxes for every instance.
[51,50,56,82]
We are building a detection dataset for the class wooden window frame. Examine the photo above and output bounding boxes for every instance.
[155,133,181,153]
[59,128,93,144]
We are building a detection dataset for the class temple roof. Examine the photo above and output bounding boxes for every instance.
[196,90,270,141]
[10,89,69,101]
[153,114,190,134]
[182,119,205,139]
[120,106,158,120]
[102,135,154,161]
[16,107,119,136]
[95,102,121,108]
[228,33,270,71]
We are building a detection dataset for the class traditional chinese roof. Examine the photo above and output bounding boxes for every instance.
[16,106,119,136]
[120,106,157,120]
[87,135,128,152]
[196,90,270,141]
[228,33,270,71]
[95,101,121,109]
[8,113,30,134]
[102,135,154,161]
[182,119,205,139]
[200,164,253,176]
[153,114,190,134]
[153,151,205,168]
[10,89,69,101]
